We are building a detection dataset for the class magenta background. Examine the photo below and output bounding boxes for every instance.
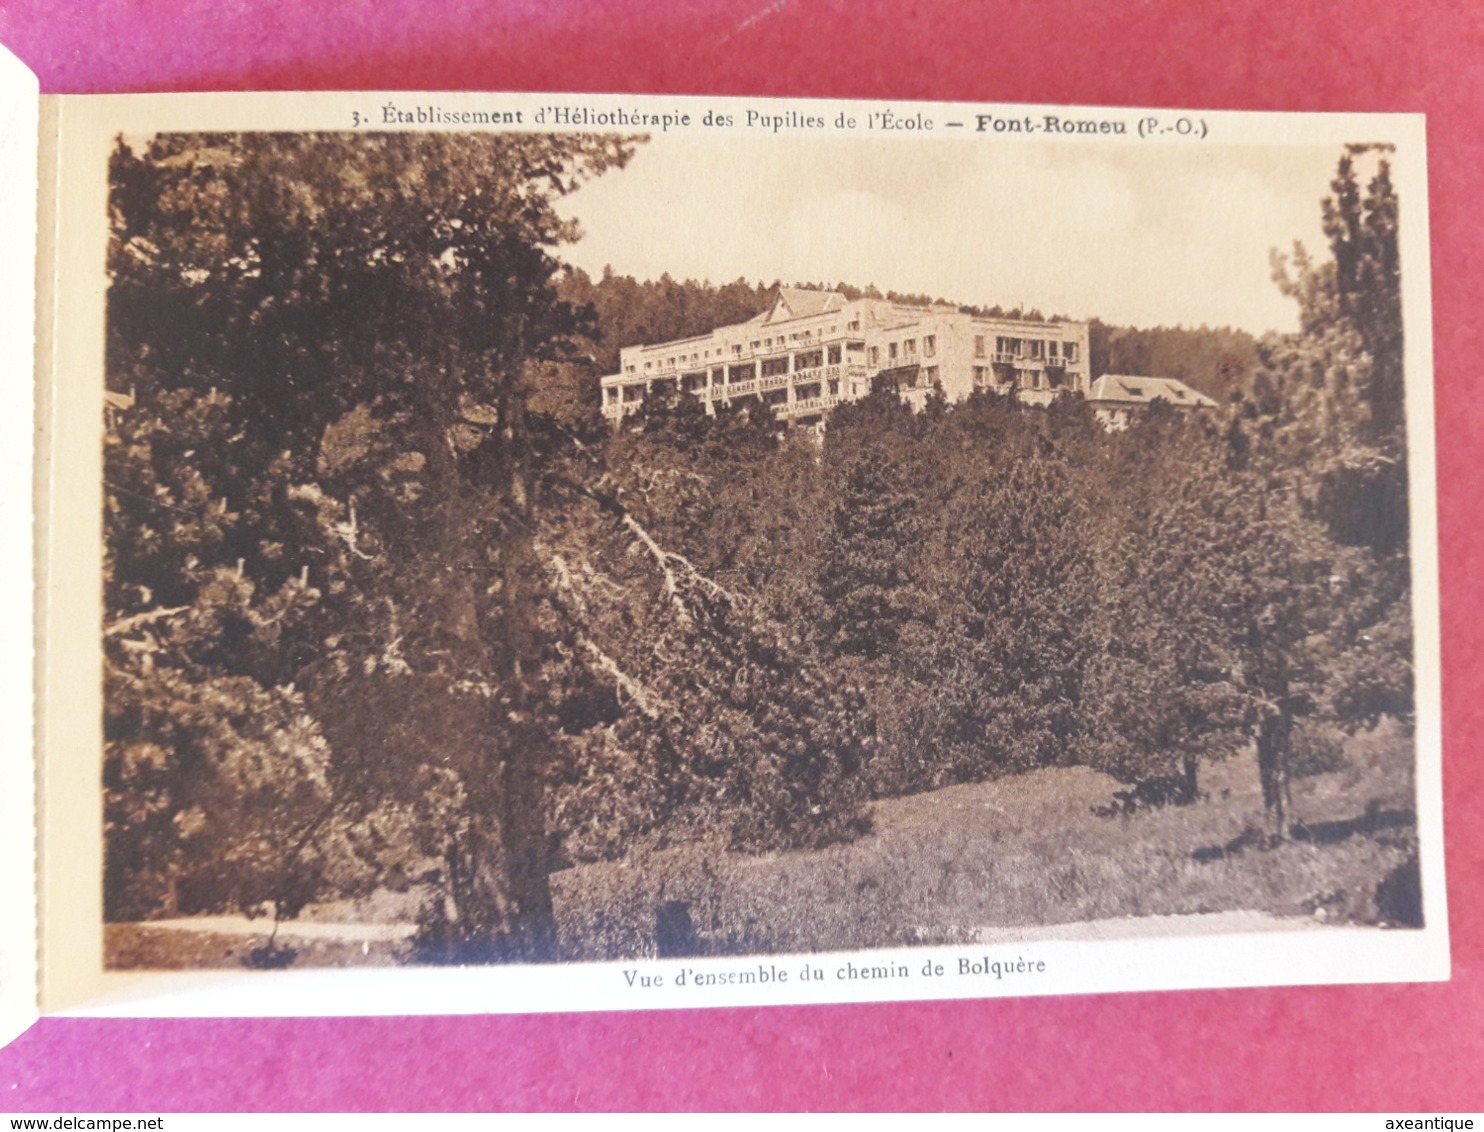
[2,0,1482,1111]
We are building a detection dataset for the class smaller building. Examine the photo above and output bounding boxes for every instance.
[1086,374,1218,431]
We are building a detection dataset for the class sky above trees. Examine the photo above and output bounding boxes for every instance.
[554,135,1340,336]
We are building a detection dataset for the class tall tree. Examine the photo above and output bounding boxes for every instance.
[105,131,638,956]
[1211,145,1415,833]
[1079,413,1248,804]
[1322,148,1404,443]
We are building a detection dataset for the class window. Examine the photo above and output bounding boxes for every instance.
[904,339,917,357]
[605,387,618,403]
[889,342,899,361]
[1064,342,1078,363]
[827,344,842,364]
[645,361,653,371]
[828,379,839,395]
[795,348,824,371]
[848,319,861,331]
[625,364,635,374]
[925,365,939,386]
[869,346,880,366]
[732,344,742,357]
[761,356,790,377]
[974,335,986,358]
[973,366,989,388]
[924,335,936,358]
[846,340,865,352]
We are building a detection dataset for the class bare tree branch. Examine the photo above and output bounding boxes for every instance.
[612,500,741,623]
[542,464,743,624]
[540,546,666,719]
[577,636,664,719]
[104,604,190,637]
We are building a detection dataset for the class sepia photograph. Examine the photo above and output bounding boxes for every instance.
[90,112,1432,984]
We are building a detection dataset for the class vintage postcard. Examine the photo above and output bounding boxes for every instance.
[14,81,1446,1027]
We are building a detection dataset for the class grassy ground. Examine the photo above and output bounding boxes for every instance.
[106,720,1418,968]
[104,923,410,970]
[550,720,1419,960]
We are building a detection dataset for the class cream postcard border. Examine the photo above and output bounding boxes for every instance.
[35,91,1447,1018]
[1,45,40,1045]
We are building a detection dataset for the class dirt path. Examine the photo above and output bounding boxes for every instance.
[139,915,419,942]
[133,908,1304,951]
[972,908,1309,943]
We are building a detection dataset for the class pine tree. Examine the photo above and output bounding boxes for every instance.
[105,131,639,958]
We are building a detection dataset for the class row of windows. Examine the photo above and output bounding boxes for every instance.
[632,343,857,376]
[622,350,1081,390]
[895,335,935,361]
[608,352,863,399]
[972,335,1080,362]
[867,336,934,367]
[876,365,941,392]
[607,375,850,407]
[627,330,1081,375]
[967,365,1074,391]
[625,320,878,373]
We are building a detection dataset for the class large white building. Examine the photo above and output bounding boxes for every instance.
[600,288,1092,428]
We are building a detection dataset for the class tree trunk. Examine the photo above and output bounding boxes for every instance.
[1256,708,1293,839]
[1180,754,1200,805]
[416,344,559,962]
[470,353,558,961]
[495,716,559,960]
[437,715,557,962]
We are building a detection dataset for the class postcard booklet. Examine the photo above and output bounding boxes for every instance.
[0,45,1448,1044]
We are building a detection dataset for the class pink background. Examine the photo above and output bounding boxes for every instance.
[2,0,1482,1112]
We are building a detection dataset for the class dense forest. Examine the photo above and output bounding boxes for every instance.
[102,134,1413,965]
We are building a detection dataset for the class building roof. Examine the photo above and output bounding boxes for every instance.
[758,287,849,324]
[1087,374,1218,409]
